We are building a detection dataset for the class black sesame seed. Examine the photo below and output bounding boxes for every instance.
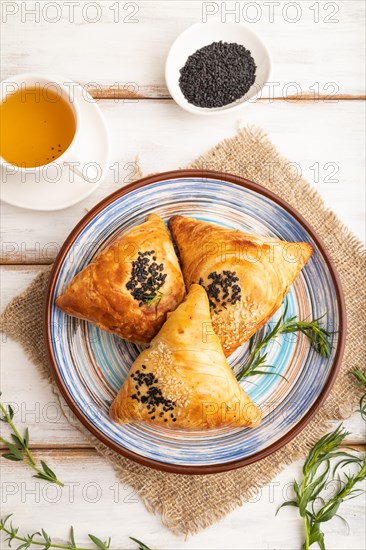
[125,250,166,306]
[199,270,242,310]
[131,370,177,414]
[179,41,256,109]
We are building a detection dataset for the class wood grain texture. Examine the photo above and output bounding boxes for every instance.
[1,449,365,550]
[66,86,366,101]
[1,100,365,264]
[1,1,365,98]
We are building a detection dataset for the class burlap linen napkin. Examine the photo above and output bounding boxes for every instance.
[1,127,365,536]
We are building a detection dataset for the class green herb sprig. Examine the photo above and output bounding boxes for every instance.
[145,290,167,317]
[352,368,366,421]
[237,302,333,381]
[278,424,366,550]
[0,515,151,550]
[0,395,64,487]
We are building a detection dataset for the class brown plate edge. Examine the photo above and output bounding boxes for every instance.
[44,168,346,475]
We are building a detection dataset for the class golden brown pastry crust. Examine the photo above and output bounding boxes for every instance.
[110,284,261,430]
[169,215,313,357]
[56,214,185,344]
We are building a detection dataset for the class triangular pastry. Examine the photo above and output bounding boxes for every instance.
[56,214,185,345]
[169,216,312,357]
[110,284,261,429]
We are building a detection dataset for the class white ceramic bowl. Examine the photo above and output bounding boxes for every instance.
[165,21,272,115]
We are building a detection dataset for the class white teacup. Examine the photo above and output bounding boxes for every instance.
[0,73,96,184]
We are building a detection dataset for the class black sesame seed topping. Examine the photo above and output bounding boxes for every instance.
[126,250,167,308]
[130,367,177,421]
[179,41,256,109]
[199,271,242,311]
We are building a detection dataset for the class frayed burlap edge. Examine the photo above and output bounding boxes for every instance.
[1,127,365,536]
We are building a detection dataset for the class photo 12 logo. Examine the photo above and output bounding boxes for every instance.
[202,1,340,24]
[1,1,140,24]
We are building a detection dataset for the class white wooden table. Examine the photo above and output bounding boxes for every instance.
[1,2,365,549]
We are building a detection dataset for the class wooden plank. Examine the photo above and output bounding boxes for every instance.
[1,1,365,98]
[1,449,365,549]
[1,265,365,448]
[78,86,366,101]
[1,99,365,265]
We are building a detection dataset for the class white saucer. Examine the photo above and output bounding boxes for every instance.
[1,84,110,211]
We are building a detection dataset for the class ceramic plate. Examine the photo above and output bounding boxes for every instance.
[45,170,345,474]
